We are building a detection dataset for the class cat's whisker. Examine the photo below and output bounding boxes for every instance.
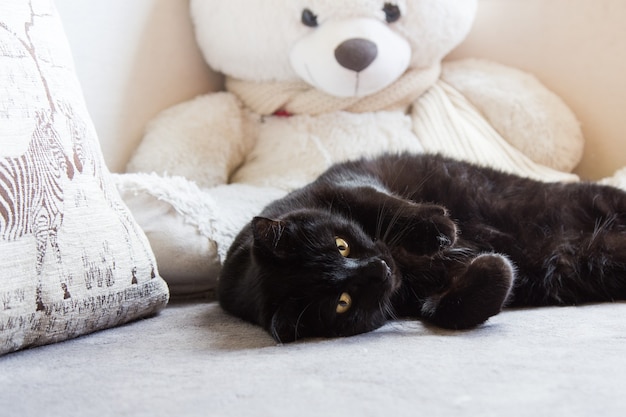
[269,311,284,343]
[375,205,386,241]
[379,300,397,321]
[381,207,401,244]
[588,213,618,250]
[294,300,315,340]
[382,206,413,249]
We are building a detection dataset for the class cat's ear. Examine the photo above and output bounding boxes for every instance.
[252,217,292,257]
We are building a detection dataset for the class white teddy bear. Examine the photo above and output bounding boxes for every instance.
[117,0,587,296]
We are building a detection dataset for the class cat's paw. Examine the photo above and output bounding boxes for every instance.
[401,205,457,255]
[422,253,515,330]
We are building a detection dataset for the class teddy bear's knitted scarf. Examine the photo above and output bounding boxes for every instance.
[227,64,579,183]
[226,65,442,116]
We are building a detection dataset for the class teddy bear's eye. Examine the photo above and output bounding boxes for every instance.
[301,9,319,27]
[383,3,401,23]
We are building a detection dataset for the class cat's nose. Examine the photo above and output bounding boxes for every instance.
[361,258,392,282]
[380,260,392,280]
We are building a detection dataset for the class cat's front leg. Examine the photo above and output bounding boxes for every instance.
[328,186,457,255]
[388,203,458,255]
[420,253,515,329]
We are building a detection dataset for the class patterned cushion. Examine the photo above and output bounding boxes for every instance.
[0,0,169,355]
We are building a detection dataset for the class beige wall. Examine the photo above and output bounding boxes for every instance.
[449,0,626,180]
[56,0,220,173]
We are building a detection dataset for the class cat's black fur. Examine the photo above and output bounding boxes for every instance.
[218,153,626,343]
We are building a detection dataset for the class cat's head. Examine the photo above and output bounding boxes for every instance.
[251,208,401,343]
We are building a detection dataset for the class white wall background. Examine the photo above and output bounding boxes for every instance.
[55,0,220,173]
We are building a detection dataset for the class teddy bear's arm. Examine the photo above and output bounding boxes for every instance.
[441,58,583,172]
[126,92,254,188]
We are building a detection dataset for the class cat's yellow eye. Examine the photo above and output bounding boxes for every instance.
[336,292,352,314]
[335,237,350,257]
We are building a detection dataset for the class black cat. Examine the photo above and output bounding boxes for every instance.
[218,153,626,343]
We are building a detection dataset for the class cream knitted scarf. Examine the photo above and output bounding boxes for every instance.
[226,64,442,116]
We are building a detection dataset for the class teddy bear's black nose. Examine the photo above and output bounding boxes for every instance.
[334,38,378,72]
